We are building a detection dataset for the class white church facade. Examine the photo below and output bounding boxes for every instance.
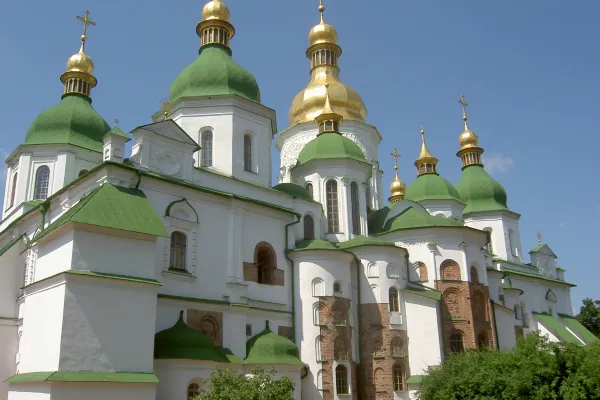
[0,2,595,400]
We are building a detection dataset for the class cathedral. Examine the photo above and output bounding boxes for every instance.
[0,1,595,400]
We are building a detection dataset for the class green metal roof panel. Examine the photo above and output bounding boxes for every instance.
[404,173,463,203]
[272,183,313,202]
[503,267,576,287]
[293,240,338,252]
[455,165,509,214]
[559,313,599,344]
[170,44,260,103]
[105,126,131,141]
[35,183,169,241]
[6,371,158,383]
[374,206,463,235]
[406,375,425,384]
[297,132,366,165]
[533,312,582,344]
[24,94,111,153]
[338,235,396,250]
[245,322,303,365]
[403,285,442,301]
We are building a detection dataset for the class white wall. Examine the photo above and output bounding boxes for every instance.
[404,296,442,375]
[0,321,18,400]
[493,304,517,350]
[464,211,523,264]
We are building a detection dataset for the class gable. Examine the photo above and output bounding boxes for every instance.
[132,120,200,151]
[529,243,557,258]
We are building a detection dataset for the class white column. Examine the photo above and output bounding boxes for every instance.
[226,207,243,282]
[359,182,368,236]
[460,242,469,281]
[428,242,438,282]
[340,177,350,238]
[17,153,31,204]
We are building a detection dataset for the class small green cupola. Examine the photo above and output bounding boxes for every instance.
[24,11,110,153]
[169,0,260,104]
[245,321,303,365]
[454,95,509,214]
[296,85,366,166]
[154,311,242,363]
[405,124,462,203]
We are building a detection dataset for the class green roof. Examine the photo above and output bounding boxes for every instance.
[297,132,366,165]
[272,183,313,202]
[502,282,524,295]
[34,183,169,242]
[292,236,397,253]
[533,312,582,344]
[245,321,303,365]
[24,94,111,153]
[104,126,131,141]
[170,44,260,103]
[293,240,338,252]
[404,173,463,203]
[369,205,463,235]
[503,267,576,287]
[5,371,158,384]
[559,313,599,344]
[155,311,242,363]
[406,375,425,384]
[455,165,509,214]
[403,285,442,301]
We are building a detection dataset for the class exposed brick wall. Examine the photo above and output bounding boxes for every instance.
[187,309,223,346]
[358,303,409,400]
[242,262,284,286]
[440,260,461,280]
[417,262,429,281]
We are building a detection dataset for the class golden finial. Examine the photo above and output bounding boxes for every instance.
[314,84,343,133]
[318,0,325,23]
[389,148,406,202]
[76,10,96,52]
[160,97,172,120]
[459,94,469,129]
[456,94,484,167]
[61,10,97,97]
[113,118,119,127]
[537,231,543,244]
[415,121,438,174]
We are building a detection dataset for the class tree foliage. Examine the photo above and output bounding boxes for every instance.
[195,366,295,400]
[417,333,600,400]
[576,298,600,338]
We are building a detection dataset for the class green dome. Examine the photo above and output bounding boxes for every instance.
[154,311,242,363]
[245,321,303,365]
[455,165,509,214]
[169,44,260,103]
[297,132,366,165]
[405,173,463,203]
[24,94,110,153]
[272,183,313,201]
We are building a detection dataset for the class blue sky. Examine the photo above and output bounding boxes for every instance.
[0,0,598,308]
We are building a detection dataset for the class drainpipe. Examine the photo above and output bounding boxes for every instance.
[490,299,500,350]
[284,213,301,343]
[134,169,142,190]
[39,201,49,231]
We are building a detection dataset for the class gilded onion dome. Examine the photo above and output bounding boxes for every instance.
[456,95,483,167]
[414,122,439,175]
[288,1,367,125]
[389,148,406,203]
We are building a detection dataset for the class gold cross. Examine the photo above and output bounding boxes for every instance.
[537,231,542,244]
[390,148,400,171]
[76,10,96,38]
[459,94,468,116]
[420,121,425,135]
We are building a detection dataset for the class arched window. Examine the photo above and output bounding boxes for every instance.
[256,244,276,285]
[325,180,339,233]
[443,288,462,318]
[170,232,187,270]
[313,302,322,325]
[334,336,349,360]
[333,281,342,294]
[312,278,324,297]
[440,259,461,281]
[316,370,324,390]
[386,263,400,279]
[78,169,88,178]
[391,337,404,357]
[350,181,360,235]
[9,173,18,208]
[374,368,384,391]
[367,262,378,278]
[335,365,349,394]
[393,363,405,392]
[473,291,487,321]
[33,166,50,200]
[370,284,380,303]
[373,338,382,357]
[201,130,213,167]
[332,302,346,325]
[315,336,323,361]
[509,229,518,257]
[243,134,252,171]
[187,383,200,400]
[305,182,313,198]
[470,266,479,284]
[546,289,557,314]
[199,317,218,342]
[389,287,399,312]
[478,332,489,348]
[414,262,428,281]
[449,331,464,352]
[304,214,315,240]
[483,228,493,253]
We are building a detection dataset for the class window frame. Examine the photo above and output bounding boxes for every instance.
[303,214,315,240]
[335,364,349,394]
[187,383,200,400]
[169,231,187,271]
[389,287,400,312]
[201,130,214,167]
[392,363,405,392]
[350,181,360,235]
[325,179,339,233]
[8,172,18,209]
[33,165,51,200]
[243,133,253,172]
[449,331,465,352]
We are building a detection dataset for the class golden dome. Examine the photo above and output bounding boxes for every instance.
[459,127,479,149]
[309,22,338,46]
[66,43,94,75]
[390,175,406,194]
[202,0,230,22]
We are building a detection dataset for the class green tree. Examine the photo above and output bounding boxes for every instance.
[196,366,294,400]
[417,333,600,400]
[576,298,600,338]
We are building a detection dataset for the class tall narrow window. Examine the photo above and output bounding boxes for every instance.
[335,365,349,394]
[187,383,200,400]
[256,246,276,285]
[389,287,399,312]
[244,134,252,172]
[391,337,404,357]
[509,229,518,257]
[170,232,187,270]
[470,266,479,284]
[450,331,464,352]
[478,332,489,348]
[350,181,360,235]
[33,166,50,200]
[304,214,315,240]
[9,173,18,208]
[305,182,313,199]
[393,363,405,391]
[326,180,339,233]
[201,131,213,167]
[315,336,323,361]
[483,228,493,253]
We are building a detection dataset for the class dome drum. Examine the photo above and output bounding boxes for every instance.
[457,146,483,168]
[307,43,342,71]
[196,19,235,47]
[60,71,97,97]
